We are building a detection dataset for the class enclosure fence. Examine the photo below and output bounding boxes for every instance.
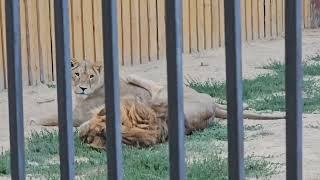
[0,0,314,90]
[6,0,302,179]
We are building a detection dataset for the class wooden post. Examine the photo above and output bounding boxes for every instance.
[311,0,320,27]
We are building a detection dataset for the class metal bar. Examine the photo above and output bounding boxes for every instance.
[165,0,185,179]
[101,0,123,179]
[224,0,245,179]
[285,0,303,179]
[5,0,25,179]
[53,0,75,179]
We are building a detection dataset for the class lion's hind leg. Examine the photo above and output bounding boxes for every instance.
[126,74,163,97]
[121,127,161,147]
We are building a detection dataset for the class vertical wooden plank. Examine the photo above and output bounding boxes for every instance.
[148,0,158,61]
[0,0,7,88]
[140,0,149,63]
[252,0,259,40]
[265,0,271,39]
[204,0,212,49]
[197,0,205,51]
[122,0,131,65]
[72,0,84,59]
[36,0,44,83]
[0,1,4,89]
[258,0,265,38]
[0,1,4,88]
[305,0,311,27]
[38,0,53,82]
[130,0,140,65]
[183,0,190,53]
[190,0,198,52]
[302,0,305,27]
[69,0,73,58]
[241,0,246,40]
[276,0,283,36]
[305,0,312,28]
[271,0,277,37]
[82,0,95,62]
[156,0,166,60]
[0,42,3,89]
[245,0,252,41]
[218,0,224,46]
[93,0,104,63]
[26,0,41,85]
[283,0,285,30]
[117,0,123,64]
[211,0,220,48]
[50,0,56,81]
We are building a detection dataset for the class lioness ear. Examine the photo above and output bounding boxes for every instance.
[70,58,79,68]
[93,61,103,73]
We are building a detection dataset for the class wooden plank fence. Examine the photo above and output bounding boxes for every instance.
[0,0,314,89]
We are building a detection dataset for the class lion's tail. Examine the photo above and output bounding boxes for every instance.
[215,103,249,111]
[214,107,286,120]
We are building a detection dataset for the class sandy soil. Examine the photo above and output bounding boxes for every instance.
[1,29,320,179]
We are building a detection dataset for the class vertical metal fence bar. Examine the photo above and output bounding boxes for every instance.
[224,0,245,179]
[5,0,26,179]
[101,0,123,179]
[285,0,303,179]
[53,0,75,179]
[165,0,185,179]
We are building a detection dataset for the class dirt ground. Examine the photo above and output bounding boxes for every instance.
[1,29,320,179]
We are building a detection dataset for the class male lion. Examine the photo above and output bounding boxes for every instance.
[78,95,168,149]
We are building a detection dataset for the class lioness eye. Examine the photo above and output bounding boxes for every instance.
[90,75,94,78]
[75,73,79,76]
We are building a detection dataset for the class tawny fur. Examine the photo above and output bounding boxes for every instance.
[34,59,153,127]
[33,59,286,148]
[78,96,168,149]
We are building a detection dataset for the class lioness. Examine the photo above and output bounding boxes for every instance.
[34,59,153,127]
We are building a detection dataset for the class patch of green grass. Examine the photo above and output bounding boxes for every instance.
[0,151,9,175]
[245,124,264,131]
[262,56,320,76]
[261,60,284,72]
[305,122,320,129]
[0,127,280,179]
[249,130,274,139]
[306,53,320,62]
[187,54,320,113]
[188,122,228,141]
[45,82,56,88]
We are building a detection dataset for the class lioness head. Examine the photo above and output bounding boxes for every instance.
[71,59,103,97]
